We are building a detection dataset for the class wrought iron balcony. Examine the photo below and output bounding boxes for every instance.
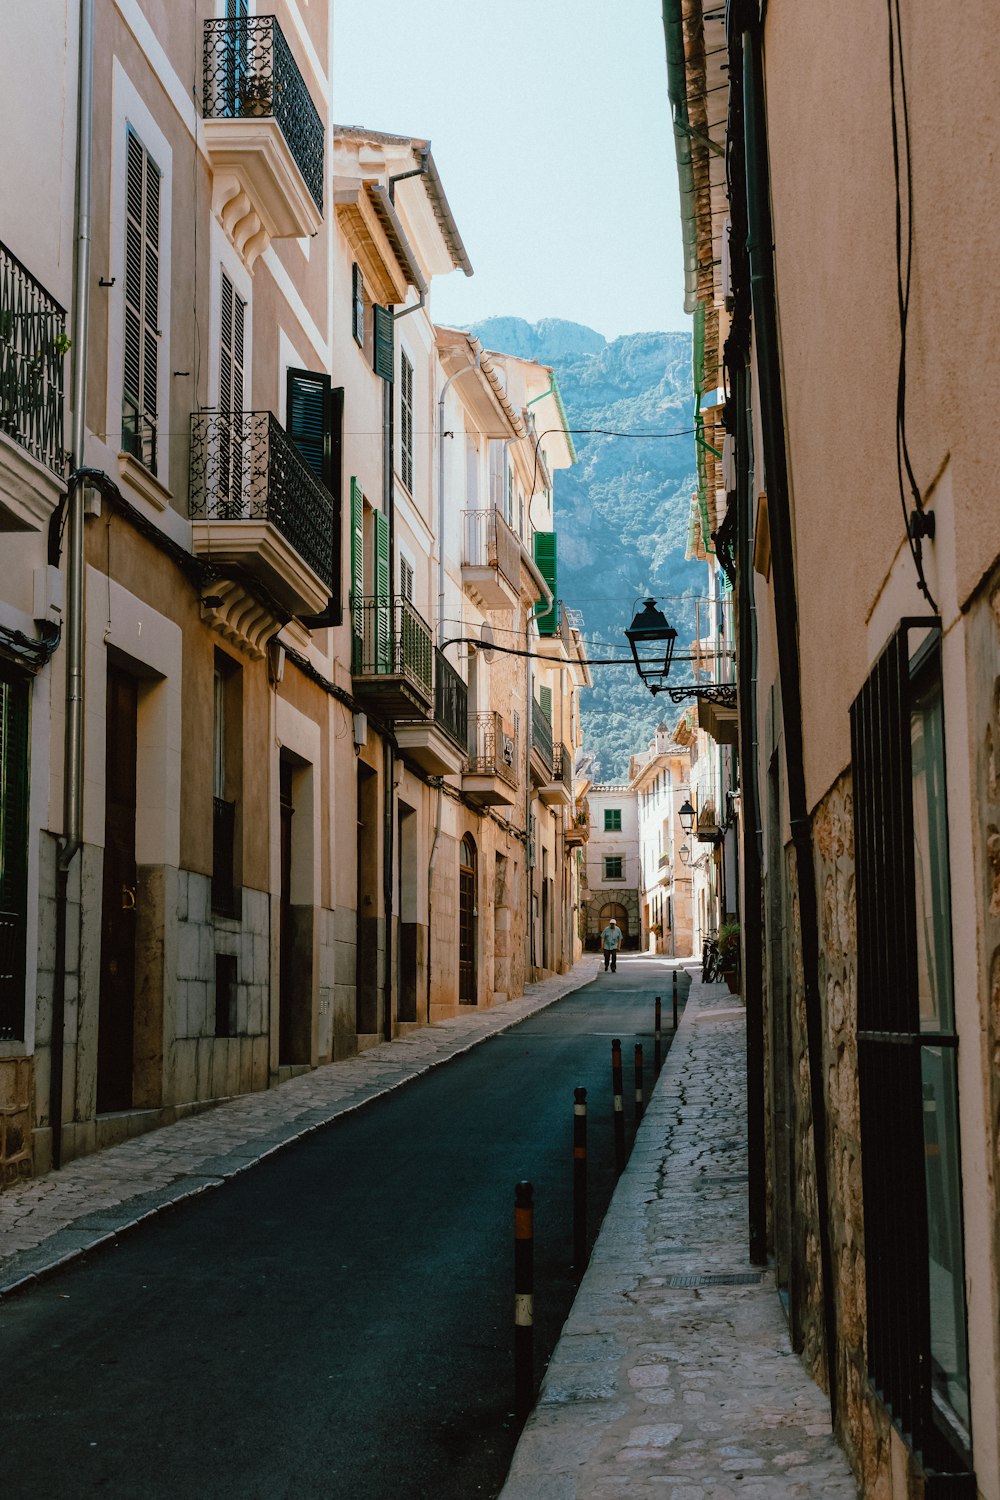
[540,740,574,807]
[566,797,590,846]
[435,649,468,752]
[189,410,335,614]
[0,239,68,480]
[530,696,554,781]
[467,711,518,790]
[203,14,323,213]
[351,595,434,716]
[461,507,521,608]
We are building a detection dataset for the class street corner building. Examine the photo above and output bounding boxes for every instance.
[0,3,591,1185]
[663,0,1000,1496]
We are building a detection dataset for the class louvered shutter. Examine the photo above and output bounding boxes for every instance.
[0,674,30,1041]
[219,272,246,511]
[123,128,160,474]
[400,353,414,492]
[533,531,558,635]
[350,477,364,663]
[286,367,332,489]
[539,685,552,718]
[373,305,394,382]
[352,263,365,345]
[374,508,390,673]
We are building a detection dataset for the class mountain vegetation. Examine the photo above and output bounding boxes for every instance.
[469,317,704,780]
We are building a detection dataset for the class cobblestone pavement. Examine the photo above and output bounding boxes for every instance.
[500,973,859,1500]
[0,959,597,1298]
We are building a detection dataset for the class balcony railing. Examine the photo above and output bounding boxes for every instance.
[463,507,521,593]
[657,851,668,869]
[531,696,553,768]
[0,239,68,476]
[352,595,433,694]
[203,14,324,212]
[551,742,573,794]
[212,796,239,919]
[435,648,468,751]
[468,711,518,788]
[189,410,335,588]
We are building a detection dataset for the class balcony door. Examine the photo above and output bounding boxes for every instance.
[459,835,477,1005]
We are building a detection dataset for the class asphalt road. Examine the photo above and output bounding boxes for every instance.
[3,955,690,1500]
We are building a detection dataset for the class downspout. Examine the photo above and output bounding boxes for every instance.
[52,0,95,1170]
[738,8,839,1418]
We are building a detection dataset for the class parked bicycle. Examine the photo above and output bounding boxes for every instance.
[701,933,723,984]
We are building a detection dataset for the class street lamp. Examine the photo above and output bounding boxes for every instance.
[678,843,690,865]
[624,599,677,692]
[678,798,696,834]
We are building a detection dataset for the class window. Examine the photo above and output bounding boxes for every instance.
[400,352,414,491]
[400,556,414,603]
[352,262,365,346]
[373,304,394,382]
[122,127,161,473]
[218,270,246,505]
[211,651,241,920]
[604,856,623,880]
[506,463,514,526]
[604,808,622,832]
[851,622,973,1484]
[286,367,343,619]
[0,671,30,1041]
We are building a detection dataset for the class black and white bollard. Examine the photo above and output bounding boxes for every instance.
[611,1039,625,1174]
[514,1181,534,1420]
[634,1043,644,1126]
[573,1087,588,1276]
[654,996,662,1075]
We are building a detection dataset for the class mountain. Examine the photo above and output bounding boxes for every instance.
[469,317,703,781]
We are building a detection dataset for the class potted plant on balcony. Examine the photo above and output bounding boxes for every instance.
[241,73,273,116]
[718,920,741,994]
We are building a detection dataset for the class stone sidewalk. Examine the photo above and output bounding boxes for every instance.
[500,974,859,1500]
[0,959,597,1298]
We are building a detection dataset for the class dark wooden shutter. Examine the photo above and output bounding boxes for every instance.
[350,477,364,661]
[286,367,332,488]
[123,128,160,473]
[0,673,30,1041]
[373,304,394,382]
[400,353,414,492]
[533,530,558,635]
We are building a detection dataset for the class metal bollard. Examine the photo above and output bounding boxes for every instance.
[611,1039,626,1174]
[654,996,662,1074]
[672,969,679,1031]
[573,1087,588,1276]
[514,1181,534,1420]
[634,1043,644,1126]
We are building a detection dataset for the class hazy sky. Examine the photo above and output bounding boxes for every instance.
[331,1,687,341]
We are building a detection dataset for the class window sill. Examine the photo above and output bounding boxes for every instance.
[118,451,172,511]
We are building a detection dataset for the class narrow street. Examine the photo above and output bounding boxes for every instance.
[3,958,689,1500]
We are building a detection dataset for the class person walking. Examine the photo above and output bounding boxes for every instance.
[600,917,623,972]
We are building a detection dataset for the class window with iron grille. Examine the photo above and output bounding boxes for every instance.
[604,807,622,832]
[604,856,623,880]
[850,621,973,1491]
[400,351,414,491]
[0,671,29,1041]
[352,263,364,347]
[122,127,161,473]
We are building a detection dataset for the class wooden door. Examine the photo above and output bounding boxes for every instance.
[278,759,294,1064]
[458,837,476,1005]
[97,667,138,1113]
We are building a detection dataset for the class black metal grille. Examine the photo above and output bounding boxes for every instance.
[434,649,467,752]
[0,239,68,477]
[189,411,335,589]
[202,15,324,213]
[551,742,573,793]
[851,621,974,1490]
[532,697,553,769]
[211,796,239,919]
[351,595,433,694]
[468,712,518,788]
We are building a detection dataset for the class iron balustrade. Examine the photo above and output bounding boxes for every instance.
[574,801,590,831]
[434,649,468,752]
[211,797,239,919]
[189,410,335,589]
[203,14,324,213]
[0,239,68,476]
[351,595,433,694]
[551,742,573,793]
[657,851,668,869]
[463,507,521,593]
[531,696,553,769]
[468,711,518,789]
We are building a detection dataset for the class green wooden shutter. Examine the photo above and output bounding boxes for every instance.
[539,685,552,718]
[286,367,332,489]
[0,673,30,1041]
[374,507,390,673]
[350,477,364,665]
[373,304,394,382]
[533,531,558,634]
[352,263,365,345]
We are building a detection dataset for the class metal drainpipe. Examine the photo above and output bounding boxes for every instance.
[52,0,95,1170]
[739,8,839,1420]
